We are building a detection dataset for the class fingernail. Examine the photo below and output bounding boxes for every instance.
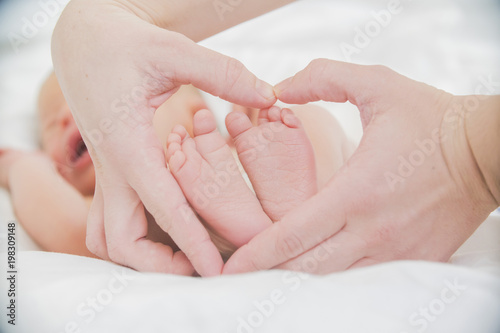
[274,77,293,97]
[256,79,276,102]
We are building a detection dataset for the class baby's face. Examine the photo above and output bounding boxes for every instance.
[38,73,95,196]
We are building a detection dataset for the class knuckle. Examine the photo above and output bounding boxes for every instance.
[309,58,332,74]
[248,257,266,272]
[238,243,267,272]
[370,222,398,247]
[307,59,330,77]
[275,230,307,260]
[85,213,105,257]
[85,235,102,256]
[306,59,333,92]
[223,57,245,93]
[309,58,330,69]
[106,240,126,264]
[369,64,392,76]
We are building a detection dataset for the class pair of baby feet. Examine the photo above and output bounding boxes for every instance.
[166,106,317,250]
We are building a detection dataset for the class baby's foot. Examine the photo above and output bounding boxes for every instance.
[226,106,317,222]
[166,109,271,248]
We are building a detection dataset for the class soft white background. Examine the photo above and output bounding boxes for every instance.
[0,0,499,332]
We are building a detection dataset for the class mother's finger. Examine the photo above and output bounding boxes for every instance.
[102,182,195,275]
[223,182,349,274]
[274,59,396,107]
[125,143,224,277]
[274,230,367,275]
[151,32,277,109]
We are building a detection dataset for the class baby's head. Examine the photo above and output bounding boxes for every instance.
[37,72,204,197]
[38,72,95,196]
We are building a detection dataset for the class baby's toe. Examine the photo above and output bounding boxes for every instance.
[193,109,217,137]
[226,111,253,140]
[180,136,198,158]
[166,132,182,161]
[281,108,302,129]
[172,124,189,142]
[168,149,187,173]
[267,106,282,122]
[166,140,181,162]
[258,108,270,125]
[167,132,182,146]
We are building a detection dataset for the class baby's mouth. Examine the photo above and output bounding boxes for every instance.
[74,139,88,161]
[67,132,90,166]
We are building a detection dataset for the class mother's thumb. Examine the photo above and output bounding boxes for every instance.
[275,59,390,106]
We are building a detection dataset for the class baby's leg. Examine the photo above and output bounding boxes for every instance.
[226,105,353,222]
[166,109,272,248]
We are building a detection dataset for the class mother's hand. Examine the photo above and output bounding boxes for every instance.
[224,59,499,274]
[52,0,277,276]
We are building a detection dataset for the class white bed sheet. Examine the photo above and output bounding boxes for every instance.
[1,251,500,333]
[0,0,500,332]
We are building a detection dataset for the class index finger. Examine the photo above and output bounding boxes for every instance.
[102,183,196,275]
[152,33,277,109]
[125,144,224,277]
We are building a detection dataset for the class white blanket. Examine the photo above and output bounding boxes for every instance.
[0,0,499,332]
[0,250,499,333]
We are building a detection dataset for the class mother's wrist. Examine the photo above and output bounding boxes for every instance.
[438,93,499,223]
[465,95,500,207]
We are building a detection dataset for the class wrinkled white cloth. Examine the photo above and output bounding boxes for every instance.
[0,251,499,333]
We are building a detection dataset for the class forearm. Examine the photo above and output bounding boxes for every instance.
[8,155,92,256]
[155,0,295,41]
[72,0,295,42]
[466,95,500,206]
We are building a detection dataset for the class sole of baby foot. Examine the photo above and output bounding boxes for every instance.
[226,106,317,222]
[166,109,272,248]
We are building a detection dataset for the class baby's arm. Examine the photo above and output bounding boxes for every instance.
[0,150,92,256]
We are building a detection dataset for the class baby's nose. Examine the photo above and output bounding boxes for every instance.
[58,111,73,128]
